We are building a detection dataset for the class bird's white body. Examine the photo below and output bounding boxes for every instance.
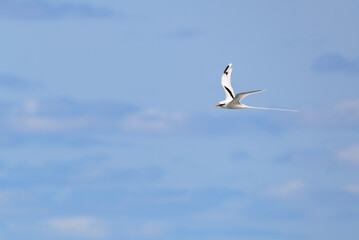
[215,63,297,112]
[220,102,249,109]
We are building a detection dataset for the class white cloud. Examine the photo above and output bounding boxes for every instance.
[23,99,38,114]
[5,99,186,134]
[121,109,185,132]
[265,181,306,198]
[339,143,359,164]
[301,98,359,127]
[343,184,359,194]
[192,199,244,222]
[140,220,170,237]
[333,99,359,123]
[120,220,170,239]
[0,189,35,204]
[7,99,91,132]
[47,217,108,238]
[9,116,90,132]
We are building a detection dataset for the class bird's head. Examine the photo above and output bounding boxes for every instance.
[215,101,225,107]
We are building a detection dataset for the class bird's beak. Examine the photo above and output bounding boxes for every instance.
[214,104,221,107]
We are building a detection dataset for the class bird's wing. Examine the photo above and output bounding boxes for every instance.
[234,89,265,103]
[221,63,235,102]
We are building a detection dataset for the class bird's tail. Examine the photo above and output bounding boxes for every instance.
[244,105,298,112]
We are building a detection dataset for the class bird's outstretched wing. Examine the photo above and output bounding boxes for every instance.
[234,89,265,103]
[221,63,235,102]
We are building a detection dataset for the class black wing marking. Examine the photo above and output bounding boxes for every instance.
[223,65,230,75]
[224,86,234,99]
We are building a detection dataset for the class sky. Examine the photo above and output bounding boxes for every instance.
[0,0,359,239]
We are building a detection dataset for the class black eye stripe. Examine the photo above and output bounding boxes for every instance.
[224,86,234,99]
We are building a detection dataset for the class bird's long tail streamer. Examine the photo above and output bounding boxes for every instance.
[246,106,298,112]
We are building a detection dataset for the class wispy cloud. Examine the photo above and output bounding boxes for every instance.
[0,189,35,205]
[312,54,359,75]
[10,116,90,132]
[343,184,359,194]
[121,109,185,132]
[193,198,244,222]
[69,166,164,184]
[265,181,306,198]
[6,98,136,132]
[0,0,114,20]
[0,155,162,188]
[139,220,170,237]
[299,98,359,128]
[1,98,186,136]
[339,143,359,165]
[47,216,108,238]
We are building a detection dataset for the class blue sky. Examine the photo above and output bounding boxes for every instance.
[1,0,359,239]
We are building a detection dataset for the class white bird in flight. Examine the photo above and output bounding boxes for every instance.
[215,63,297,111]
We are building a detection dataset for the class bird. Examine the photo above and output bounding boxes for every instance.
[215,63,298,111]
